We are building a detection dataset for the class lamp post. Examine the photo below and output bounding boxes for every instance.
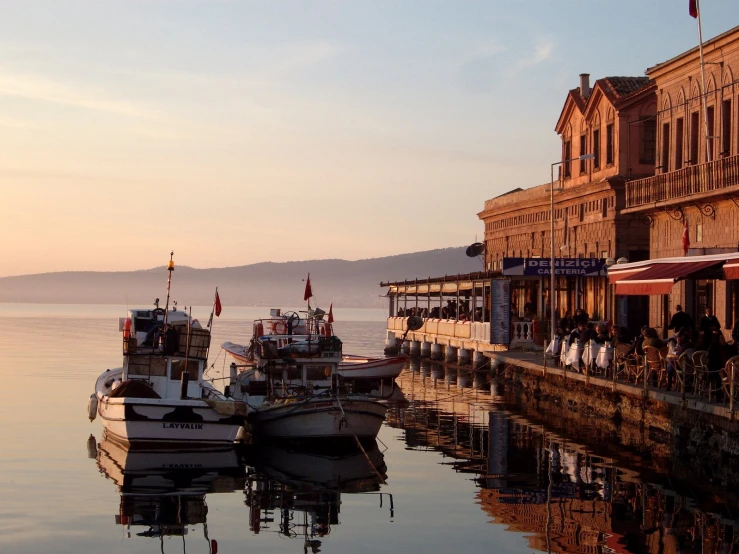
[549,154,595,344]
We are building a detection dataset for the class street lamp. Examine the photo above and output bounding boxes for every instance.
[549,153,594,344]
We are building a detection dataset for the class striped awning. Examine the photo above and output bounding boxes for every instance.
[615,260,723,295]
[724,261,739,280]
[607,266,651,284]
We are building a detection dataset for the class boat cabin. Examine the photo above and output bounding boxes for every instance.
[119,308,211,399]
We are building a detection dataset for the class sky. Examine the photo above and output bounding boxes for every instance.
[0,0,737,277]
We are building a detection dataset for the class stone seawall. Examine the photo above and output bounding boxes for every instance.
[494,354,739,487]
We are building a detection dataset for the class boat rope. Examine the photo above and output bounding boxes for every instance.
[353,434,387,485]
[335,394,387,485]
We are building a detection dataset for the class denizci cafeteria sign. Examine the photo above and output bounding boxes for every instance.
[502,257,607,277]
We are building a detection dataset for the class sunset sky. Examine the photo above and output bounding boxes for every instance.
[0,0,736,277]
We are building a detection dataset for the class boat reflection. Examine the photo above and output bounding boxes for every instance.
[387,369,739,554]
[92,433,244,549]
[241,440,392,552]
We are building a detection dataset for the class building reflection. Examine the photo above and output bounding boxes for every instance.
[388,369,739,554]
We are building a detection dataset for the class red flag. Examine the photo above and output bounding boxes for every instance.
[214,290,222,317]
[327,303,334,324]
[689,0,698,18]
[304,274,313,301]
[682,221,690,255]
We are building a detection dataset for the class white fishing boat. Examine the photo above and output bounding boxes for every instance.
[89,254,246,447]
[221,311,407,381]
[226,308,387,441]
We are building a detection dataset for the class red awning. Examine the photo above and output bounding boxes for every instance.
[615,260,722,295]
[607,266,651,284]
[724,262,739,280]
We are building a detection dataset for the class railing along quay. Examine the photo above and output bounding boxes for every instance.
[626,153,739,208]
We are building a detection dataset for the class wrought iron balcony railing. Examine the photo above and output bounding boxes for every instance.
[626,153,739,208]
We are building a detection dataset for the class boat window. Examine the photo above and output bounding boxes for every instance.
[306,365,332,381]
[127,356,167,377]
[170,359,200,381]
[284,367,301,381]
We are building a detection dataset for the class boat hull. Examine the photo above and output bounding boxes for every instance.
[250,398,386,440]
[338,354,407,379]
[96,395,243,447]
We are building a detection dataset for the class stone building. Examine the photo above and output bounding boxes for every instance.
[478,74,655,328]
[622,25,739,336]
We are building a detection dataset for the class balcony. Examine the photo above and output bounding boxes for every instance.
[625,153,739,210]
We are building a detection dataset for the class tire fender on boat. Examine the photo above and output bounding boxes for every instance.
[87,393,98,422]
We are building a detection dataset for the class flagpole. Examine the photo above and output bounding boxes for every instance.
[163,251,175,326]
[207,287,218,330]
[695,0,712,162]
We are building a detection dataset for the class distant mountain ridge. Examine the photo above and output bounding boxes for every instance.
[0,247,483,308]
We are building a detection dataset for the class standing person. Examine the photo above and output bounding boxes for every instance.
[699,307,721,336]
[668,305,693,334]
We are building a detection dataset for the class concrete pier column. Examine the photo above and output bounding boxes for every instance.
[490,381,503,399]
[430,343,443,361]
[409,357,420,373]
[431,362,444,381]
[420,359,431,377]
[400,341,410,355]
[473,351,486,369]
[409,340,421,357]
[445,367,457,386]
[384,332,399,355]
[420,341,431,358]
[445,346,458,364]
[458,348,471,366]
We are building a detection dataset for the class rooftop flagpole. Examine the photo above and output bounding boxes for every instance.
[691,0,712,162]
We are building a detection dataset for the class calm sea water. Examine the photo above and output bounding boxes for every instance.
[0,303,737,554]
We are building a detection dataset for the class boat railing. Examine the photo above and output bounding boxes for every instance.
[122,325,211,360]
[253,317,330,338]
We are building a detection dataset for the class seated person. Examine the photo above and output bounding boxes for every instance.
[665,332,689,391]
[568,321,585,347]
[594,323,610,344]
[581,322,597,343]
[642,327,665,349]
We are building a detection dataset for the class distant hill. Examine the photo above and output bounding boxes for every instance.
[0,247,484,308]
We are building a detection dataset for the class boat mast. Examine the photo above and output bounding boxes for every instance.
[163,251,175,326]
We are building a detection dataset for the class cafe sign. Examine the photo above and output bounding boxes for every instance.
[502,257,607,277]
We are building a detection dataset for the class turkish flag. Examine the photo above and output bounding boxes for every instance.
[214,290,222,317]
[689,0,698,18]
[304,274,313,301]
[328,303,334,324]
[682,221,690,255]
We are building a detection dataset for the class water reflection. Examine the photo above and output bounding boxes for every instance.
[93,434,244,550]
[91,435,391,553]
[241,441,391,552]
[389,369,739,554]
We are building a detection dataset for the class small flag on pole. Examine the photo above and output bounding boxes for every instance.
[689,0,698,18]
[682,220,690,255]
[304,274,313,302]
[214,290,222,317]
[327,303,334,324]
[208,287,221,328]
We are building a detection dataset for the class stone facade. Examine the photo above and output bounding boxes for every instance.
[623,26,739,336]
[478,75,654,322]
